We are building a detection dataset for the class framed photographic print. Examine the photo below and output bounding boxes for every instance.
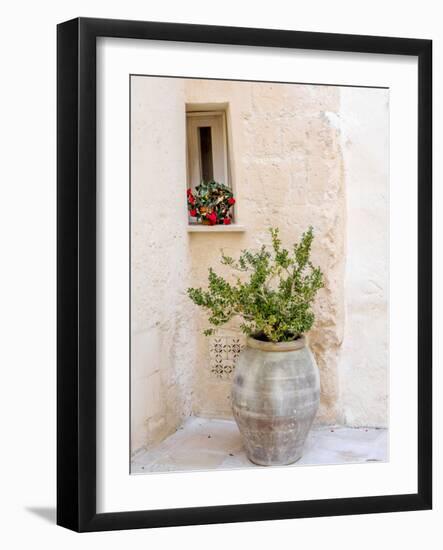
[57,17,432,532]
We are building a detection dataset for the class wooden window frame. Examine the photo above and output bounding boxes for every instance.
[186,110,230,191]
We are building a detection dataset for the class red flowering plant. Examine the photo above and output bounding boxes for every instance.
[187,181,235,226]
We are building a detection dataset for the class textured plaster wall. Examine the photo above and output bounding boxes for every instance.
[131,77,388,454]
[338,88,389,428]
[184,79,345,424]
[131,77,196,453]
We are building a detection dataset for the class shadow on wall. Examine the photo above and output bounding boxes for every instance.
[25,507,56,524]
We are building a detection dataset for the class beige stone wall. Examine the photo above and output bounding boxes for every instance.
[130,76,388,454]
[184,79,345,424]
[131,77,195,453]
[338,88,389,428]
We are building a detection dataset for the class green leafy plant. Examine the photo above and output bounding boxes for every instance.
[187,227,324,342]
[187,180,236,225]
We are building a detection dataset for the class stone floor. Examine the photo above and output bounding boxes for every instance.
[131,416,388,474]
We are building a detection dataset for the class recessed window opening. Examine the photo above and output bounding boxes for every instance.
[186,107,237,227]
[186,110,230,191]
[199,126,214,183]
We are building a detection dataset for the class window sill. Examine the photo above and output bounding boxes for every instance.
[187,224,246,233]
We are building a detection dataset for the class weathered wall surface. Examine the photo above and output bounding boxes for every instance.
[338,87,389,427]
[131,77,196,453]
[184,79,346,424]
[130,76,388,454]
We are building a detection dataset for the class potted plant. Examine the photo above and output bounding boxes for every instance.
[187,181,236,226]
[187,227,324,465]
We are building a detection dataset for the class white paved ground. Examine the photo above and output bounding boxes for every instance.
[131,416,388,474]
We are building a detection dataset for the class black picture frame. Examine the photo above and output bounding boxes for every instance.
[57,17,432,532]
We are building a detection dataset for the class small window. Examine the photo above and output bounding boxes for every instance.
[198,126,214,183]
[186,111,229,190]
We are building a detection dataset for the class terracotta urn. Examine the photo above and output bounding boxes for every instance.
[231,336,320,466]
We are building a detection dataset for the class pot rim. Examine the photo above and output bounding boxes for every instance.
[246,335,307,352]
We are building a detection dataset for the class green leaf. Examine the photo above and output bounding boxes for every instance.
[187,226,324,342]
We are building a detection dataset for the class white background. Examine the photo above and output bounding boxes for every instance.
[98,40,417,512]
[0,0,440,548]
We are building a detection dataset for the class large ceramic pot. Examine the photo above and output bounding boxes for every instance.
[231,336,320,466]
